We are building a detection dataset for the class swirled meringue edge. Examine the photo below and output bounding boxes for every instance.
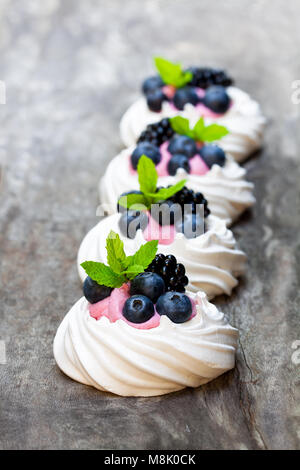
[77,213,246,299]
[53,291,238,396]
[119,86,266,162]
[99,147,255,225]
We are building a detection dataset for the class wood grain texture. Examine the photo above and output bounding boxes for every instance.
[0,0,299,450]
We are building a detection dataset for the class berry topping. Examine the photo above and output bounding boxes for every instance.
[167,154,190,176]
[165,254,177,269]
[83,276,113,304]
[173,86,199,110]
[156,291,192,323]
[142,75,164,94]
[117,191,143,213]
[186,67,233,89]
[146,88,167,112]
[131,142,161,170]
[130,272,165,303]
[146,253,189,292]
[122,295,155,323]
[138,119,174,147]
[167,134,198,159]
[119,210,149,239]
[175,213,205,239]
[118,155,187,235]
[168,186,210,218]
[203,86,230,114]
[199,145,226,168]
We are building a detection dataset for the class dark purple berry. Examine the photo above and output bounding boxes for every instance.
[167,154,190,176]
[83,277,112,304]
[131,142,161,170]
[123,295,155,323]
[130,272,165,303]
[156,292,192,323]
[173,86,199,110]
[146,89,166,112]
[203,86,230,113]
[199,145,226,168]
[142,75,164,94]
[167,135,197,159]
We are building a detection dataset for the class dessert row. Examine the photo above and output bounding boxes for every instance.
[54,58,265,396]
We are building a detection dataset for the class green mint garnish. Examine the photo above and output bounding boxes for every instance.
[118,155,187,211]
[170,116,229,142]
[125,239,159,271]
[81,231,158,287]
[80,261,125,288]
[154,57,192,88]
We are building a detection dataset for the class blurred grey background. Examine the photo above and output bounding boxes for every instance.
[0,0,299,450]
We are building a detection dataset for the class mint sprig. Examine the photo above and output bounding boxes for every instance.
[170,116,229,142]
[80,261,125,288]
[118,155,187,210]
[154,57,192,88]
[81,231,159,288]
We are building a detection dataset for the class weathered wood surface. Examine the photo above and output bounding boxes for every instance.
[0,0,299,450]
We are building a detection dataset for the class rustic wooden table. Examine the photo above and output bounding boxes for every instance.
[0,0,299,450]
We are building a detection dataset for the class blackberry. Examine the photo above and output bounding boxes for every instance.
[146,254,189,292]
[169,186,210,218]
[137,119,175,147]
[186,67,233,89]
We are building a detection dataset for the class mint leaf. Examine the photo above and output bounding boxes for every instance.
[169,116,193,138]
[137,155,157,195]
[106,231,126,273]
[126,240,158,272]
[122,264,145,280]
[154,57,192,88]
[201,123,229,142]
[81,261,125,288]
[81,233,158,290]
[119,155,186,213]
[149,179,187,202]
[192,117,205,139]
[118,192,149,211]
[170,116,229,143]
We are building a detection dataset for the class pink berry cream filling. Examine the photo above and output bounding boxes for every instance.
[129,140,209,178]
[164,86,232,117]
[88,283,197,330]
[142,211,176,245]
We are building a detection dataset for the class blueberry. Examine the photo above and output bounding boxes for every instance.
[151,199,182,225]
[131,142,161,170]
[199,145,226,168]
[167,154,190,176]
[117,190,143,213]
[130,272,165,303]
[146,88,166,112]
[83,276,113,304]
[122,295,155,323]
[142,75,164,94]
[119,210,149,239]
[203,86,230,113]
[167,135,197,158]
[175,213,205,239]
[173,86,199,110]
[156,292,192,323]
